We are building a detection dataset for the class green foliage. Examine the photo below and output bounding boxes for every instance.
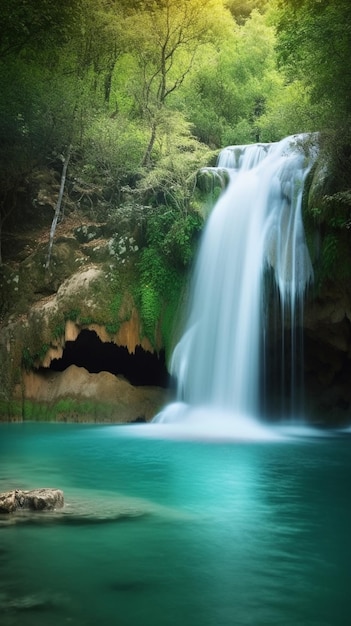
[52,323,65,340]
[109,292,123,321]
[273,0,351,136]
[135,112,213,210]
[64,309,80,322]
[226,0,268,24]
[104,291,124,335]
[0,0,83,58]
[78,114,146,192]
[137,206,202,348]
[22,343,50,371]
[320,234,338,280]
[0,59,44,181]
[258,80,320,141]
[145,208,203,269]
[0,399,22,421]
[139,281,161,341]
[161,285,187,360]
[270,0,351,286]
[181,10,282,146]
[163,213,204,266]
[2,0,351,348]
[312,228,351,287]
[22,399,118,422]
[79,316,96,326]
[304,172,351,287]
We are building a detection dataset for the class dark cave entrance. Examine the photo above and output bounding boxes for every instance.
[49,329,169,387]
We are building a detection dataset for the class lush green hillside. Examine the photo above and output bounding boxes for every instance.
[1,1,350,290]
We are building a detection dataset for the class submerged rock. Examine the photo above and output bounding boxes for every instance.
[0,489,147,526]
[0,591,68,615]
[3,593,56,612]
[0,488,64,514]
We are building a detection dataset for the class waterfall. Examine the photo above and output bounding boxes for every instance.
[155,134,318,428]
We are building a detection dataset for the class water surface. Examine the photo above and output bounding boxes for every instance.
[0,423,350,625]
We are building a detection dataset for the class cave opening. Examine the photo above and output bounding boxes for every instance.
[48,329,169,387]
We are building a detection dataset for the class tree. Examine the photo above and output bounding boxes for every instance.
[273,0,351,135]
[0,0,83,59]
[66,0,129,106]
[180,9,281,145]
[0,0,88,262]
[271,0,351,287]
[257,79,320,141]
[272,0,351,193]
[125,0,234,165]
[135,113,212,214]
[226,0,268,23]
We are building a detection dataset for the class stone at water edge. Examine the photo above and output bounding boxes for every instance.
[0,488,64,513]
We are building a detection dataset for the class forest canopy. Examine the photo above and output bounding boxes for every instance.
[0,0,350,268]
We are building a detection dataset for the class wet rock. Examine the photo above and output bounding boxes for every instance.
[0,491,16,513]
[0,491,147,527]
[0,488,64,514]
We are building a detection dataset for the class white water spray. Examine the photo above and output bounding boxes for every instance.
[154,134,317,433]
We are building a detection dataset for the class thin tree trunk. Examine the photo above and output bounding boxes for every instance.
[142,122,157,168]
[45,144,72,270]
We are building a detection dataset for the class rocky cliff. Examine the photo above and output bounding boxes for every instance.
[1,161,351,426]
[0,171,179,422]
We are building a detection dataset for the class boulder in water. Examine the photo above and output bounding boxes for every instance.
[0,488,64,513]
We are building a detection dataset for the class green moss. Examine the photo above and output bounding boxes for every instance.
[140,284,160,342]
[304,195,351,288]
[303,151,351,289]
[64,309,80,322]
[135,206,201,349]
[104,291,124,334]
[109,291,123,320]
[79,316,96,325]
[23,400,54,421]
[161,279,187,363]
[22,398,120,422]
[52,322,65,339]
[105,322,120,334]
[0,399,23,421]
[22,347,33,371]
[22,343,50,371]
[136,245,184,349]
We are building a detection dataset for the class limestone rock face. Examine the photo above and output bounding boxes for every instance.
[0,248,168,422]
[22,365,168,422]
[0,488,64,514]
[2,181,351,427]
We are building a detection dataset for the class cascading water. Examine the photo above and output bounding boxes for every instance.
[154,134,318,433]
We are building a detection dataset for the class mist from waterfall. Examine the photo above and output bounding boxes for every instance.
[154,134,318,432]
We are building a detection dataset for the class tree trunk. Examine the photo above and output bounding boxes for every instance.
[45,144,72,270]
[142,122,157,168]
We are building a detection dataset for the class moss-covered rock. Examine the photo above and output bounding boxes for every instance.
[0,195,189,421]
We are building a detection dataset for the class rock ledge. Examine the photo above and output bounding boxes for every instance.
[0,488,64,513]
